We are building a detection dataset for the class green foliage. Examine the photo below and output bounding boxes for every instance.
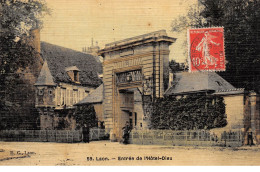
[151,93,227,130]
[169,59,188,73]
[73,105,98,129]
[0,0,50,38]
[171,3,206,32]
[171,0,260,93]
[56,118,70,130]
[0,0,49,75]
[199,0,259,93]
[0,0,50,129]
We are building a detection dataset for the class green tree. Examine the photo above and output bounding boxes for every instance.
[171,0,260,93]
[0,0,50,129]
[169,59,188,73]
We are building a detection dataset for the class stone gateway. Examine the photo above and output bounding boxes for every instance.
[98,30,176,141]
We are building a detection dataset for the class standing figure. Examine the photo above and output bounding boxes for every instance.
[122,121,131,144]
[247,132,253,146]
[82,124,90,143]
[196,31,220,68]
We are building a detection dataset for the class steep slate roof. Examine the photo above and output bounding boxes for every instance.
[40,42,102,87]
[34,60,56,86]
[164,72,236,96]
[75,84,103,105]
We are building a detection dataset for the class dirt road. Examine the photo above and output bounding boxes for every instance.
[0,141,259,165]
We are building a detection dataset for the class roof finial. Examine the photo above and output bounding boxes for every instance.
[91,38,94,46]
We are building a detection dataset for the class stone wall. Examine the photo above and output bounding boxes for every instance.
[94,103,104,122]
[211,92,260,145]
[211,94,244,140]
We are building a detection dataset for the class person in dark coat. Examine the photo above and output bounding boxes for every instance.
[82,124,90,143]
[122,121,131,144]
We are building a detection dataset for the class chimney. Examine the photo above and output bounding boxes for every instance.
[30,28,41,53]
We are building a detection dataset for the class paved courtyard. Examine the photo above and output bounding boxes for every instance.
[0,141,260,166]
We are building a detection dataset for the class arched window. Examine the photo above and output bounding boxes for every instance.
[38,89,44,95]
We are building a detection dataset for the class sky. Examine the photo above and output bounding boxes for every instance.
[41,0,197,63]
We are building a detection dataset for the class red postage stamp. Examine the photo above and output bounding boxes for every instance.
[188,27,225,72]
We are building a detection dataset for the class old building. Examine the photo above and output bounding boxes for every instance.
[82,38,100,57]
[164,72,260,145]
[75,84,104,128]
[78,30,259,145]
[34,42,102,130]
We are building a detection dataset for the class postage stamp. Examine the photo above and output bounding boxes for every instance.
[188,27,225,72]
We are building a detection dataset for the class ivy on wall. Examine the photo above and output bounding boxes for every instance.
[73,105,98,129]
[151,93,227,130]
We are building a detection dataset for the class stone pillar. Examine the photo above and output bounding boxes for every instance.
[249,92,260,145]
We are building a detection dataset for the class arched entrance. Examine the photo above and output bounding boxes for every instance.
[98,30,176,141]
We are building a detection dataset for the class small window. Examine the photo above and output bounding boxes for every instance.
[49,90,53,95]
[38,89,44,95]
[74,71,78,82]
[135,113,137,126]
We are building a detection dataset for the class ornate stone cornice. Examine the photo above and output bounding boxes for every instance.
[98,30,176,56]
[103,50,170,65]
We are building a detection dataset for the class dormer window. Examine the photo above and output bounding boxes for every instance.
[74,71,78,82]
[65,66,80,83]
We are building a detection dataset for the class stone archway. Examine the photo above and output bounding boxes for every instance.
[98,30,176,141]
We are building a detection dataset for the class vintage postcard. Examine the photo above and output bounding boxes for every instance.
[0,0,259,166]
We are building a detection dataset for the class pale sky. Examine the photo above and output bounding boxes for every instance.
[41,0,197,63]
